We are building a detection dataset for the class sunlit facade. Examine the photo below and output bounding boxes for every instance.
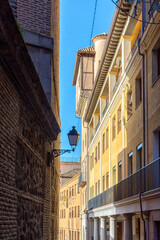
[73,1,160,239]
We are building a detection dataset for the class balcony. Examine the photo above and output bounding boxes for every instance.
[102,102,109,117]
[88,158,160,210]
[125,29,142,70]
[78,172,87,187]
[95,120,100,132]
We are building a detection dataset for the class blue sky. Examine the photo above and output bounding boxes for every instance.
[60,0,115,162]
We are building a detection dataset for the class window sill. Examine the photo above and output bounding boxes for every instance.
[152,74,160,87]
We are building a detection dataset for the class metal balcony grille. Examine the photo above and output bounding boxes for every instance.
[88,158,160,210]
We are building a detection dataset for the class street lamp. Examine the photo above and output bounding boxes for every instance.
[47,126,80,166]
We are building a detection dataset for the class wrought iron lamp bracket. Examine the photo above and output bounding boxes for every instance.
[47,148,75,166]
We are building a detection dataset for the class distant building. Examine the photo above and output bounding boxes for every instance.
[73,1,160,239]
[60,161,81,185]
[59,171,81,240]
[0,1,60,240]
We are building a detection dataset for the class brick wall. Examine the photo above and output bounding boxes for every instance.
[0,62,52,239]
[17,0,51,37]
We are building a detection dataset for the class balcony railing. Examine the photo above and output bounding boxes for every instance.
[90,134,94,143]
[95,120,100,132]
[125,29,142,70]
[102,102,109,117]
[78,172,87,187]
[88,158,160,210]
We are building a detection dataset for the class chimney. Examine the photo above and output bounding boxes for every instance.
[92,33,107,78]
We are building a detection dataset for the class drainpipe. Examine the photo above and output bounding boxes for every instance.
[138,38,146,240]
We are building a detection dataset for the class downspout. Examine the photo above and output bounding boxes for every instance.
[138,38,146,240]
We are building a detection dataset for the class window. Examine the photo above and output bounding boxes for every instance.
[90,186,94,199]
[98,180,100,194]
[90,155,93,170]
[95,182,97,196]
[103,175,105,191]
[98,142,100,160]
[153,130,160,160]
[117,105,121,133]
[154,221,160,239]
[72,186,74,196]
[106,128,109,149]
[77,231,80,240]
[135,72,142,107]
[152,42,160,84]
[112,115,116,140]
[127,89,132,119]
[136,143,143,170]
[128,152,133,175]
[75,206,76,218]
[113,166,116,185]
[102,133,105,153]
[72,207,74,218]
[106,172,109,189]
[118,161,122,182]
[75,184,77,195]
[95,146,97,163]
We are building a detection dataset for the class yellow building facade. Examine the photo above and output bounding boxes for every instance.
[73,1,160,239]
[59,172,81,240]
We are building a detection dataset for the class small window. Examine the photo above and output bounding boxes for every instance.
[136,143,143,170]
[112,115,116,140]
[106,128,109,149]
[95,146,97,163]
[95,182,97,196]
[135,72,142,107]
[102,133,105,153]
[106,172,109,189]
[152,42,160,84]
[118,161,122,182]
[103,175,105,191]
[128,152,133,175]
[98,180,100,194]
[78,206,80,217]
[113,166,116,185]
[117,105,121,133]
[75,206,76,218]
[127,89,132,119]
[72,186,74,196]
[98,142,100,160]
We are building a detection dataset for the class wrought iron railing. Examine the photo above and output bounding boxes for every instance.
[102,102,109,117]
[88,158,160,210]
[95,120,100,132]
[78,172,87,187]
